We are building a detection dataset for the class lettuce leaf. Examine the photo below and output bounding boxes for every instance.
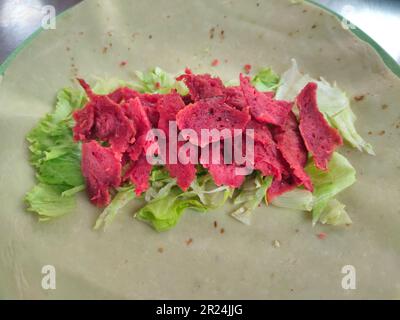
[25,184,78,221]
[188,174,233,208]
[136,187,208,232]
[94,186,136,230]
[305,152,356,225]
[25,87,86,220]
[231,174,272,225]
[319,199,352,226]
[276,59,374,155]
[134,67,188,95]
[252,67,280,92]
[271,188,314,211]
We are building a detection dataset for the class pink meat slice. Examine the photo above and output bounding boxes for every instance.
[272,112,313,191]
[176,97,250,148]
[176,73,225,101]
[124,153,152,196]
[224,86,247,110]
[253,142,286,179]
[75,79,136,153]
[157,91,185,133]
[107,87,141,103]
[73,102,95,141]
[92,95,136,152]
[296,82,343,170]
[166,140,197,191]
[200,143,245,188]
[81,141,122,207]
[245,119,273,145]
[140,93,162,127]
[157,92,196,191]
[240,74,292,126]
[123,97,153,162]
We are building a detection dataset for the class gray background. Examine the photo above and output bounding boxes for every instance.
[0,0,400,64]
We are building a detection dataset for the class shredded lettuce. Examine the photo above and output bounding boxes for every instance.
[305,152,356,225]
[188,174,233,208]
[25,88,87,220]
[271,188,314,211]
[276,59,374,155]
[231,174,272,225]
[134,67,188,95]
[251,67,280,92]
[94,186,136,230]
[319,199,352,226]
[136,187,208,232]
[134,171,232,231]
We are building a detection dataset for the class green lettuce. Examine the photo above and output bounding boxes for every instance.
[252,67,280,92]
[136,187,208,232]
[188,174,233,208]
[319,199,352,226]
[276,59,374,155]
[134,67,188,95]
[271,188,314,211]
[94,186,136,230]
[305,152,356,225]
[25,87,87,220]
[231,174,272,225]
[25,184,78,221]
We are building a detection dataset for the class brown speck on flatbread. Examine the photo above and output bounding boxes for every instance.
[368,131,372,135]
[220,228,225,234]
[256,2,260,6]
[354,95,365,102]
[158,247,164,253]
[209,27,215,39]
[79,31,84,36]
[382,104,388,110]
[102,47,108,54]
[302,9,307,13]
[379,130,385,136]
[214,221,218,228]
[109,42,113,48]
[185,238,193,246]
[107,31,112,37]
[220,29,225,40]
[311,24,317,29]
[148,34,153,39]
[66,46,70,51]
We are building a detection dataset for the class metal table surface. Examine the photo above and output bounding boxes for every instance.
[0,0,400,65]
